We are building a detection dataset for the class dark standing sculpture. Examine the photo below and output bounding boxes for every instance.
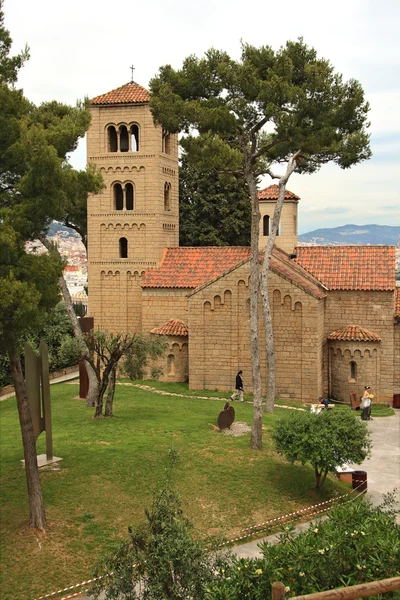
[24,341,61,467]
[217,401,235,430]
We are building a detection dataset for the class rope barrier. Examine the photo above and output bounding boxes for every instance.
[34,486,367,600]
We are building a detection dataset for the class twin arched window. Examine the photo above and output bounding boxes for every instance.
[114,183,134,211]
[107,124,139,153]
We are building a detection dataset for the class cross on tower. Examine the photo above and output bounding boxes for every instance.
[130,65,135,83]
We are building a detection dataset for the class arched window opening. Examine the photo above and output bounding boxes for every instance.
[276,223,280,236]
[108,126,118,152]
[162,131,171,154]
[263,215,270,236]
[350,361,357,381]
[164,182,171,211]
[120,126,129,152]
[130,125,139,152]
[119,237,128,258]
[125,183,134,210]
[167,353,175,375]
[114,184,123,210]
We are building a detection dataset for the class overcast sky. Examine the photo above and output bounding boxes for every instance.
[5,0,400,234]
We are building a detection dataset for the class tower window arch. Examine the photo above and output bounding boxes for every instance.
[164,182,171,211]
[108,126,118,152]
[263,215,270,236]
[130,125,139,152]
[349,361,357,382]
[162,130,171,154]
[167,353,175,375]
[119,126,129,152]
[125,183,134,210]
[114,184,123,210]
[119,237,128,258]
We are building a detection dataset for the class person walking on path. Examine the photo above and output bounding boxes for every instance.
[361,385,373,420]
[231,370,244,402]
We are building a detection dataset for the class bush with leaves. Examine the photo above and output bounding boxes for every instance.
[122,334,168,381]
[272,409,372,489]
[206,495,400,600]
[92,451,229,599]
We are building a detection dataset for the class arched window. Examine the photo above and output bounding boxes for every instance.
[276,223,280,236]
[125,183,134,210]
[162,130,171,154]
[108,126,118,152]
[350,361,357,381]
[114,184,123,210]
[167,353,175,375]
[119,237,128,258]
[130,125,139,152]
[263,215,270,236]
[164,182,171,211]
[120,126,129,152]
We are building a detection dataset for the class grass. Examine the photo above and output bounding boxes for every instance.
[0,380,375,599]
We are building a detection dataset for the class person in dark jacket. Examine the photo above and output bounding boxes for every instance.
[231,370,244,402]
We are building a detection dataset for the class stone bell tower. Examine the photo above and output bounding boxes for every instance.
[86,81,179,333]
[258,184,300,254]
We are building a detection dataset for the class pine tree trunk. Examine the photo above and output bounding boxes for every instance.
[8,349,46,530]
[261,154,300,413]
[39,235,99,405]
[104,367,116,417]
[246,168,263,451]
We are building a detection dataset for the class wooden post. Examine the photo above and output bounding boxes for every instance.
[272,582,286,600]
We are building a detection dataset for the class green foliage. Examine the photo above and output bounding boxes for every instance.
[206,495,400,599]
[150,40,371,175]
[122,335,168,380]
[179,143,251,246]
[92,454,227,600]
[272,410,372,488]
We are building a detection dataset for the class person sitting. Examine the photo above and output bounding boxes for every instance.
[318,396,330,409]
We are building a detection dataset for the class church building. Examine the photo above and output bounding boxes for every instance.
[87,82,400,404]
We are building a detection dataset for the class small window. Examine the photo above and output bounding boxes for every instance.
[167,353,175,375]
[126,183,134,210]
[164,182,171,211]
[293,215,297,234]
[114,184,123,210]
[163,131,171,154]
[350,361,357,381]
[276,223,280,237]
[263,215,270,236]
[130,125,139,152]
[119,237,128,258]
[108,126,118,152]
[120,126,129,152]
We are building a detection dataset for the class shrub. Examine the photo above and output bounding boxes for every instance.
[206,495,400,600]
[272,410,372,488]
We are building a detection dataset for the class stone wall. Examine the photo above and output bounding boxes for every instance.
[188,262,324,402]
[394,320,400,392]
[324,290,395,403]
[329,343,380,403]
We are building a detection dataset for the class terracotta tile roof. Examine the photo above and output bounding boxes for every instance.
[91,82,150,105]
[258,184,300,200]
[395,288,400,318]
[328,325,381,342]
[151,319,188,336]
[142,247,251,289]
[270,248,326,300]
[295,246,396,291]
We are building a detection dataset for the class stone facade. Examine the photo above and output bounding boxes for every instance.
[87,83,399,404]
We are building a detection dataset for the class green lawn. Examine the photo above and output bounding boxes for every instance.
[0,381,357,599]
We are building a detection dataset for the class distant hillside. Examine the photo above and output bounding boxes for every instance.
[299,224,400,246]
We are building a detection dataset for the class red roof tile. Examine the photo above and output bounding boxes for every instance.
[328,325,381,342]
[258,184,300,200]
[142,247,251,289]
[151,319,188,336]
[295,246,395,291]
[270,248,326,300]
[395,288,400,317]
[91,82,150,105]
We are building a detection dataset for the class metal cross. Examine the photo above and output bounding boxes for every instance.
[130,65,135,83]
